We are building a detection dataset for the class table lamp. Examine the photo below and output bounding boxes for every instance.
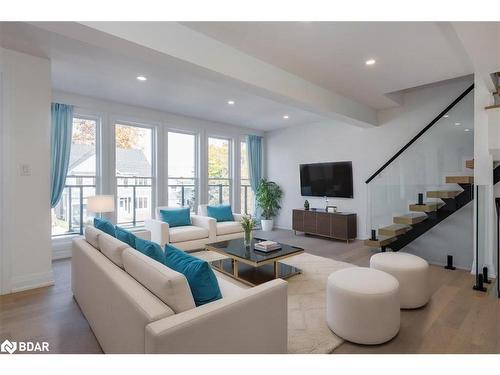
[87,195,115,219]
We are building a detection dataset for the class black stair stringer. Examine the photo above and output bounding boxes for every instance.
[494,165,500,185]
[387,183,473,252]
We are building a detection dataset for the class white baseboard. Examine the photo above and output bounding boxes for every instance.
[53,247,72,260]
[9,270,55,293]
[52,236,76,260]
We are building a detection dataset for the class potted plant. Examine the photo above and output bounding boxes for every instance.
[256,179,283,231]
[240,215,257,246]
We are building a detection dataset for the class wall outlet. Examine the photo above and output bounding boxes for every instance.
[20,164,31,176]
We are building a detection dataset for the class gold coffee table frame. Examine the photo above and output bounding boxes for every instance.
[205,241,304,286]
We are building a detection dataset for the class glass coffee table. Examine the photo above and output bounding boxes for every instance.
[205,238,304,286]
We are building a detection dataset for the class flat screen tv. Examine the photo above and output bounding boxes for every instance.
[300,161,353,198]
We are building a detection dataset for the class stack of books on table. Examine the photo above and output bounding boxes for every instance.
[254,240,281,252]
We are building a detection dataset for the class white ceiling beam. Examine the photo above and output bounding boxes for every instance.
[73,21,378,127]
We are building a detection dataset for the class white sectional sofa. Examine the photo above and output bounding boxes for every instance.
[72,226,288,354]
[197,204,245,242]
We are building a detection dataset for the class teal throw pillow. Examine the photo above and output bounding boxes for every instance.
[207,205,234,222]
[164,245,222,306]
[135,237,165,264]
[159,207,191,227]
[94,217,116,237]
[115,226,137,248]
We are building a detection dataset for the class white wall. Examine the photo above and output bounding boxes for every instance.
[266,76,474,240]
[0,48,53,294]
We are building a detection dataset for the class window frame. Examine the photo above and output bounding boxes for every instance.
[113,119,157,228]
[166,129,199,211]
[51,113,101,238]
[207,135,233,206]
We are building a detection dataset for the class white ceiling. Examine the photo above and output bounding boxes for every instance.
[0,22,477,131]
[0,22,327,131]
[182,22,473,109]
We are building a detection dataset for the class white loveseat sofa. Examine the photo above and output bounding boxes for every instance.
[72,226,288,354]
[198,204,245,242]
[145,206,214,251]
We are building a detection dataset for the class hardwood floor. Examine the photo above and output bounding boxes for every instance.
[0,229,498,354]
[0,260,102,353]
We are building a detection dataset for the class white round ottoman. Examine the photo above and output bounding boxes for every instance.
[326,267,400,345]
[370,252,430,309]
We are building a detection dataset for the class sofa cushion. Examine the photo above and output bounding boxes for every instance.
[115,226,137,248]
[98,232,130,268]
[216,221,243,236]
[135,237,165,264]
[85,225,101,249]
[122,248,196,313]
[216,275,246,298]
[94,217,116,237]
[164,245,222,306]
[169,226,209,243]
[159,207,191,228]
[207,205,234,222]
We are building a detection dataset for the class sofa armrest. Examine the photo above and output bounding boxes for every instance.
[145,279,288,354]
[133,230,151,241]
[232,213,247,223]
[145,219,169,247]
[191,215,216,241]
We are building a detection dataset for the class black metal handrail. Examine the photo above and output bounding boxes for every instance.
[365,83,474,184]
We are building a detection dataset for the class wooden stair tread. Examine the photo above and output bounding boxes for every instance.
[393,213,428,225]
[378,224,411,236]
[409,202,445,212]
[364,235,397,248]
[426,190,462,198]
[465,159,474,169]
[445,175,474,184]
[485,104,500,110]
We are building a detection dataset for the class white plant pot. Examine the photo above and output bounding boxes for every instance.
[261,219,274,232]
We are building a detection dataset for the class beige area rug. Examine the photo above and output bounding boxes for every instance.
[192,250,356,354]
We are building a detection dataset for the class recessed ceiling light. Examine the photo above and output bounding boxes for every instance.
[283,115,289,119]
[227,100,235,105]
[136,75,147,81]
[443,114,449,118]
[455,122,461,126]
[365,59,376,66]
[464,128,471,132]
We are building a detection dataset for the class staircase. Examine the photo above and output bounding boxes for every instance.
[364,83,476,253]
[364,161,474,252]
[485,72,500,110]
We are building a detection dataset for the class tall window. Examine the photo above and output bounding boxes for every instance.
[168,131,197,211]
[52,116,97,236]
[240,141,254,215]
[115,123,153,227]
[208,137,231,205]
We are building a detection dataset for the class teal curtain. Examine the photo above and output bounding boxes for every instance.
[50,103,74,208]
[246,135,263,218]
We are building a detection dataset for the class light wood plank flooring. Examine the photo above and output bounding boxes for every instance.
[0,229,498,354]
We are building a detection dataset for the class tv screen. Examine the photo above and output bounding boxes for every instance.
[300,162,353,198]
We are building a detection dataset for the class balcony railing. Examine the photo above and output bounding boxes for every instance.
[116,176,153,227]
[208,178,231,206]
[168,177,196,211]
[52,175,96,237]
[241,183,253,215]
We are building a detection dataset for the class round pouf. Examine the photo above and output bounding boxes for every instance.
[326,267,400,345]
[370,252,430,309]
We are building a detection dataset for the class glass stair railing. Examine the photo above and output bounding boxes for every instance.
[365,84,475,253]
